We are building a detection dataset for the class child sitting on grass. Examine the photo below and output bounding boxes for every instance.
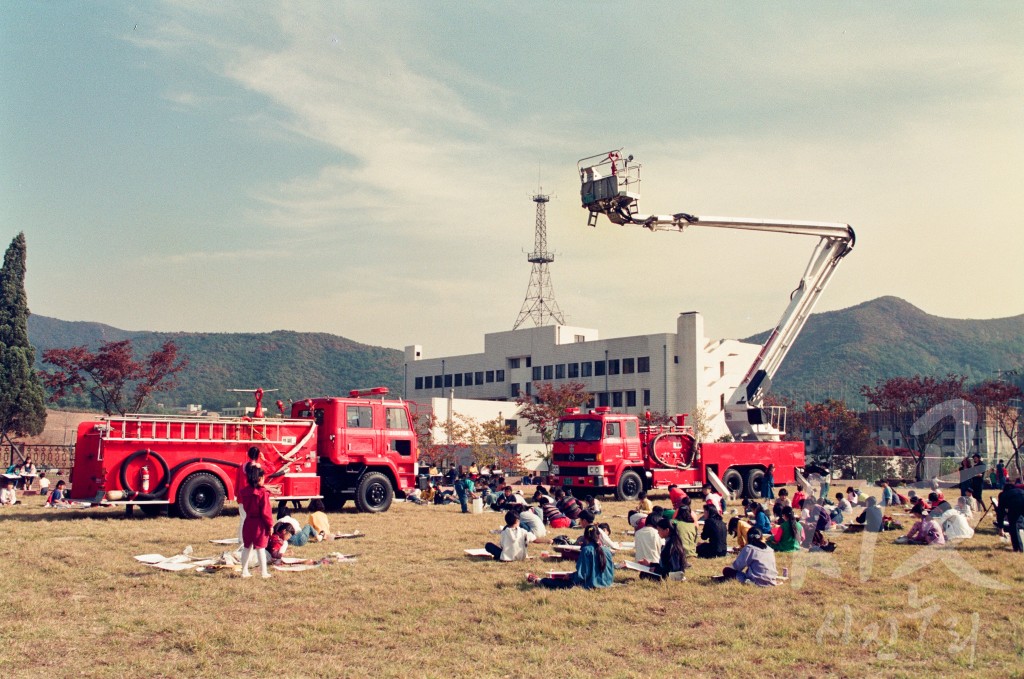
[483,510,549,561]
[526,525,615,590]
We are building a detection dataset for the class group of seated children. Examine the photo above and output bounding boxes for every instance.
[898,489,975,544]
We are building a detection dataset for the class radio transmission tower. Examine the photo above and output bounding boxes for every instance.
[514,192,566,330]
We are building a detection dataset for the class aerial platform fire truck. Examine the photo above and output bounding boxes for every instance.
[551,150,856,500]
[69,387,418,518]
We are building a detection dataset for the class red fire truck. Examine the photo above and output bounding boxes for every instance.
[551,408,803,500]
[553,151,857,499]
[69,387,418,518]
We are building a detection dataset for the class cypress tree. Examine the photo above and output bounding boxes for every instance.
[0,232,47,443]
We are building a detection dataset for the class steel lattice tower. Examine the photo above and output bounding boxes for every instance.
[513,193,566,330]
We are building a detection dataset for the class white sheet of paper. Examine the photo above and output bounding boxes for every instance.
[134,554,166,564]
[619,541,635,550]
[553,544,581,552]
[624,560,657,575]
[208,538,239,545]
[546,570,575,577]
[150,561,197,572]
[464,548,491,557]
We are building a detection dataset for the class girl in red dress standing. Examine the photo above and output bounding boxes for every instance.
[238,466,273,578]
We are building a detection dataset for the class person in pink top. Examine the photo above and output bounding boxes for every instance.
[239,465,274,578]
[905,504,945,546]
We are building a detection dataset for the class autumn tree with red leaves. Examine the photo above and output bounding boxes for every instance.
[860,374,967,481]
[42,340,188,415]
[969,379,1024,477]
[795,399,872,469]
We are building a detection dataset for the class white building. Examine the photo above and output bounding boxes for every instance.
[404,312,761,443]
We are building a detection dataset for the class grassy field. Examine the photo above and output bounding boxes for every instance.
[3,487,1022,678]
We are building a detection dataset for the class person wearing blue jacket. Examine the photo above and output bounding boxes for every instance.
[528,526,615,590]
[752,503,773,535]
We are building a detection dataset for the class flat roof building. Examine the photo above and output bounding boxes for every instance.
[405,312,760,441]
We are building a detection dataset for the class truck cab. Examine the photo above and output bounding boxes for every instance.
[551,407,654,499]
[291,388,418,512]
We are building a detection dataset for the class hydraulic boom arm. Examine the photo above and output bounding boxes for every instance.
[578,150,855,441]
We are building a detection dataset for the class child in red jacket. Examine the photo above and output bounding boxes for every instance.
[239,466,273,578]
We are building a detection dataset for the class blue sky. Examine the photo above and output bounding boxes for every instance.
[2,2,1022,356]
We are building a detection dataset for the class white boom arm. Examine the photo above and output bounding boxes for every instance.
[578,150,855,441]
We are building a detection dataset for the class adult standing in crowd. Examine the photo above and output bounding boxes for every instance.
[996,479,1024,553]
[970,454,987,511]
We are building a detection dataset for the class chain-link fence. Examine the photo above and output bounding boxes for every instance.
[829,454,1018,485]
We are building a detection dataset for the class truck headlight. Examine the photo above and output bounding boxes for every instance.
[587,465,605,476]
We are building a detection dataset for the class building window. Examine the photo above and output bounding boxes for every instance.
[626,390,636,407]
[555,364,565,379]
[942,438,955,446]
[526,357,532,367]
[612,391,623,408]
[505,419,518,435]
[434,375,442,387]
[543,365,553,380]
[424,376,433,389]
[509,357,520,369]
[638,357,650,373]
[486,370,495,383]
[475,371,484,384]
[586,395,596,408]
[464,372,473,386]
[594,361,606,376]
[597,392,609,407]
[720,361,726,378]
[568,363,579,378]
[532,366,542,381]
[623,358,634,374]
[581,362,592,377]
[444,374,453,388]
[511,383,520,397]
[674,356,679,364]
[720,394,725,410]
[455,373,463,387]
[525,382,532,396]
[496,369,505,382]
[643,389,651,407]
[575,334,585,343]
[415,377,423,390]
[608,359,620,375]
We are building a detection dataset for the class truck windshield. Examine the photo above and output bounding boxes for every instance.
[556,419,602,442]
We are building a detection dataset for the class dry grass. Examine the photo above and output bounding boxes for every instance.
[2,488,1023,678]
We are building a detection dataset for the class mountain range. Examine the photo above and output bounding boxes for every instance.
[27,296,1024,412]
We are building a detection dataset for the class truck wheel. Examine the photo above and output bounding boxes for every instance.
[355,472,393,513]
[745,467,770,499]
[615,470,643,502]
[721,468,744,499]
[746,468,766,499]
[176,472,226,519]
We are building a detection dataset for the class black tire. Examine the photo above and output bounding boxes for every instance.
[615,470,643,502]
[176,472,226,519]
[746,468,766,499]
[355,471,394,513]
[139,503,165,517]
[721,468,744,498]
